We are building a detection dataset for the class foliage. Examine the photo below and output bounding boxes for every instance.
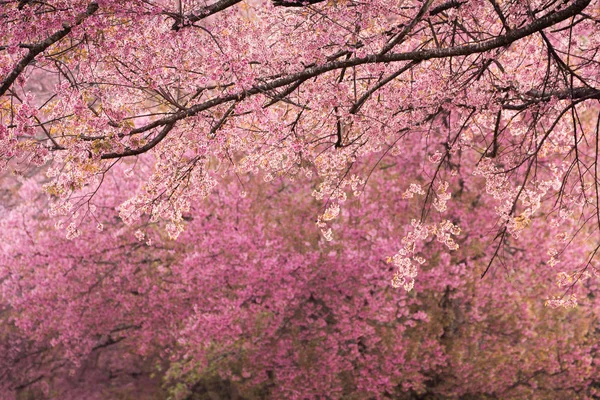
[2,0,600,398]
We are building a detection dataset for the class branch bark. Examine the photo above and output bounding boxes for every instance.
[100,122,176,159]
[0,2,99,97]
[97,0,591,159]
[169,0,243,30]
[140,0,591,131]
[504,87,600,110]
[272,0,327,6]
[379,0,435,55]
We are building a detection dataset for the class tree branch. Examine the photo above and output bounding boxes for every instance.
[169,0,243,30]
[379,0,435,55]
[100,122,176,159]
[504,87,600,110]
[103,0,591,158]
[429,0,465,16]
[350,61,419,114]
[273,0,327,6]
[0,2,99,97]
[488,0,511,32]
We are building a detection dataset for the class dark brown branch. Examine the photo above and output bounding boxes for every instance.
[0,43,35,51]
[350,61,419,114]
[100,122,176,159]
[208,101,237,139]
[504,87,600,110]
[0,2,99,97]
[380,0,435,55]
[273,0,327,7]
[102,0,591,158]
[486,108,502,158]
[14,374,45,391]
[527,87,600,99]
[481,228,507,278]
[594,112,600,233]
[334,107,343,148]
[169,0,243,30]
[488,0,512,31]
[17,0,32,10]
[429,0,465,16]
[263,77,308,108]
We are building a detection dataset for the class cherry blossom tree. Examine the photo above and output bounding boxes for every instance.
[2,0,600,398]
[3,162,600,399]
[2,0,600,283]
